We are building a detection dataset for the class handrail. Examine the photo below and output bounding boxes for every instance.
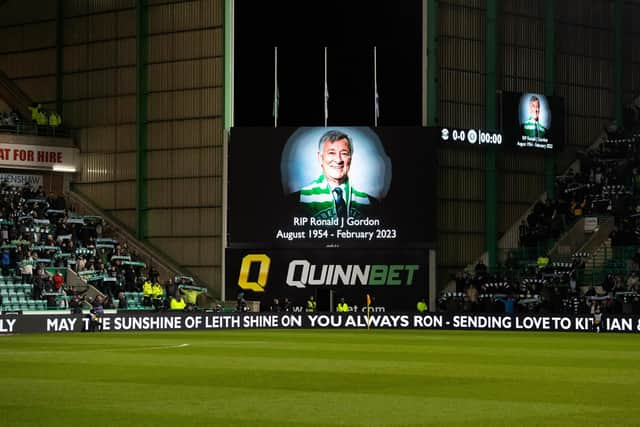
[0,122,71,138]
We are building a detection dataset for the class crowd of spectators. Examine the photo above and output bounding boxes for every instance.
[518,198,566,248]
[441,113,640,316]
[440,253,640,316]
[0,110,21,129]
[0,180,209,313]
[0,105,66,137]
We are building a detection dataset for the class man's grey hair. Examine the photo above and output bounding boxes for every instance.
[318,130,353,154]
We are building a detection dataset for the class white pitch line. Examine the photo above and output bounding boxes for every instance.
[104,343,191,352]
[0,343,192,356]
[138,343,191,351]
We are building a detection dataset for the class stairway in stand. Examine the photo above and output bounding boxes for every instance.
[581,239,611,287]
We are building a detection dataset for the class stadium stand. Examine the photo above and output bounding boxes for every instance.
[0,181,159,313]
[440,98,640,316]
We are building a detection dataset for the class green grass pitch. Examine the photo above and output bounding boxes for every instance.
[1,329,639,427]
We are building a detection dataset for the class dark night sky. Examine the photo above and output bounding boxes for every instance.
[234,2,422,126]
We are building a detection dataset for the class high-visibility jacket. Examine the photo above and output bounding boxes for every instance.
[36,111,48,126]
[180,288,203,305]
[537,256,549,269]
[28,104,42,121]
[337,302,349,312]
[306,299,316,312]
[142,280,153,297]
[49,113,62,127]
[170,297,186,310]
[151,283,164,300]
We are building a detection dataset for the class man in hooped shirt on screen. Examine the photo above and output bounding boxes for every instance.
[295,129,379,222]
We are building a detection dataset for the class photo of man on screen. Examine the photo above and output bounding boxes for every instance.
[280,127,391,227]
[519,93,552,140]
[521,95,546,138]
[296,129,379,221]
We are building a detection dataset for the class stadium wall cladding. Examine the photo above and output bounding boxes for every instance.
[1,312,640,334]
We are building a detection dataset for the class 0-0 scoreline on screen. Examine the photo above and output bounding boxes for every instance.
[227,127,438,249]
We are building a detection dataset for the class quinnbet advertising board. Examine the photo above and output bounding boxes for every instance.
[227,126,438,249]
[225,248,429,312]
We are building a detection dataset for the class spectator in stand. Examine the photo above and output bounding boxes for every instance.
[569,271,578,293]
[142,277,153,306]
[19,252,34,284]
[612,275,626,294]
[474,260,488,277]
[269,298,281,312]
[49,111,62,135]
[53,271,64,291]
[518,220,529,247]
[632,168,640,198]
[76,256,86,272]
[124,265,137,292]
[281,297,292,312]
[570,197,586,218]
[28,103,43,124]
[151,280,164,310]
[454,271,469,292]
[36,109,48,127]
[178,285,204,311]
[496,294,516,314]
[86,308,101,332]
[236,292,247,312]
[46,192,56,208]
[306,295,317,313]
[102,295,115,310]
[70,295,83,315]
[170,293,186,311]
[32,269,46,300]
[592,303,602,333]
[91,295,105,317]
[626,272,640,292]
[602,274,615,295]
[336,298,349,313]
[1,248,10,276]
[163,279,178,310]
[117,291,128,310]
[148,265,159,284]
[465,284,479,312]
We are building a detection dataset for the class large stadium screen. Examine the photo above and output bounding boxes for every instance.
[227,127,438,248]
[499,91,566,152]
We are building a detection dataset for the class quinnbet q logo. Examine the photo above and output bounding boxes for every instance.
[237,254,419,292]
[237,254,271,292]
